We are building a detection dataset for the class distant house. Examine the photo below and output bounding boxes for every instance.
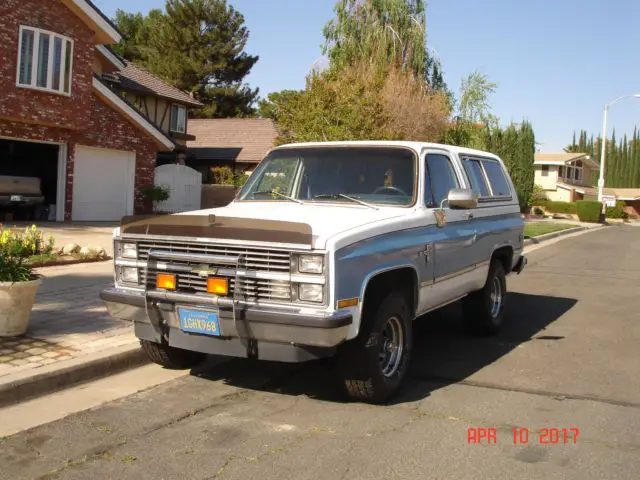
[184,118,279,181]
[534,153,600,202]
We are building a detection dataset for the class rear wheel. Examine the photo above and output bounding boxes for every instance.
[462,259,507,336]
[336,292,413,404]
[140,340,206,369]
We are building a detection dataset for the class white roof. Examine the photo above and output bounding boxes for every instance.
[275,140,502,161]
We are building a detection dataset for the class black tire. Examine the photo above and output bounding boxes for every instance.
[140,340,206,369]
[336,292,413,404]
[462,259,507,336]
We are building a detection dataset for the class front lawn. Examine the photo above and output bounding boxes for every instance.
[524,222,575,238]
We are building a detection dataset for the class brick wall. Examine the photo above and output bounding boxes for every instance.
[0,0,94,130]
[0,95,159,219]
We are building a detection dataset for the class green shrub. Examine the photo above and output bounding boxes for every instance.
[576,200,602,223]
[141,184,171,202]
[606,200,628,219]
[533,207,544,215]
[528,184,548,208]
[210,167,249,187]
[545,201,577,214]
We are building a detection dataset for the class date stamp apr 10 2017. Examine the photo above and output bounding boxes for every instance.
[467,427,580,445]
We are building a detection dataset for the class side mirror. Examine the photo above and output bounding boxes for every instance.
[446,188,478,209]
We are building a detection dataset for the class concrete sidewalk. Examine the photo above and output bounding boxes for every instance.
[0,262,145,407]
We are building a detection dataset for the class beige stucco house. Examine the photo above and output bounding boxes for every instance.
[534,153,600,202]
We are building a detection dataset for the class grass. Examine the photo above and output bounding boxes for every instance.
[524,222,575,238]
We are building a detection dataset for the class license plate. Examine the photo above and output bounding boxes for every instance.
[178,308,220,337]
[10,195,24,202]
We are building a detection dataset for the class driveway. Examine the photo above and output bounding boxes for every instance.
[1,226,639,480]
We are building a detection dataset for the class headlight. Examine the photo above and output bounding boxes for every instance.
[119,242,137,259]
[298,254,324,274]
[298,284,324,302]
[119,266,139,283]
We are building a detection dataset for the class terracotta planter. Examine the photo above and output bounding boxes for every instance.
[0,278,42,337]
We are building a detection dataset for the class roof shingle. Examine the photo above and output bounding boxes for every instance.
[186,119,280,163]
[115,61,203,107]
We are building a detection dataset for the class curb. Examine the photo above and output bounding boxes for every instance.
[523,225,590,246]
[0,342,149,409]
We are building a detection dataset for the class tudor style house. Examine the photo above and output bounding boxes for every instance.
[0,0,201,222]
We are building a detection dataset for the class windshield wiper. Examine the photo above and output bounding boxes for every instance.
[252,190,304,204]
[313,193,378,210]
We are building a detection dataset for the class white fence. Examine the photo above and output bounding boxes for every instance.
[153,164,202,213]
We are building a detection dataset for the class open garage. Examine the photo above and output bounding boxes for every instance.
[0,138,64,222]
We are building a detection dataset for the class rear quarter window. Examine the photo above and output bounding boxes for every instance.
[481,159,512,197]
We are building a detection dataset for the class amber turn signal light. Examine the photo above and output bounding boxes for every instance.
[207,277,228,295]
[156,273,176,290]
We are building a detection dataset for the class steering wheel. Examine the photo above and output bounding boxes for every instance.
[372,185,408,196]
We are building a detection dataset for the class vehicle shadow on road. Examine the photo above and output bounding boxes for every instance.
[192,292,577,405]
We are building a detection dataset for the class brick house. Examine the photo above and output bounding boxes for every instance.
[0,0,200,222]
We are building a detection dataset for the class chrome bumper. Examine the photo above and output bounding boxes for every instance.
[100,287,352,362]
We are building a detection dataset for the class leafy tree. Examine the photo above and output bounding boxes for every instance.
[257,90,302,120]
[112,0,259,118]
[271,60,449,145]
[458,70,498,124]
[321,0,451,99]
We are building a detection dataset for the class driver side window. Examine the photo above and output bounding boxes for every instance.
[424,153,460,207]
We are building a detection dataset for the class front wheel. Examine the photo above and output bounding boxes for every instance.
[462,259,507,336]
[140,340,206,369]
[336,292,413,404]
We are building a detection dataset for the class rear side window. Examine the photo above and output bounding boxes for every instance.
[462,159,490,197]
[481,159,512,197]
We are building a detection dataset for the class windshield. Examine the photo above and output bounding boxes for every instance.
[237,146,417,206]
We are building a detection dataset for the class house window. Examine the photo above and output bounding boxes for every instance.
[541,165,549,177]
[17,26,73,95]
[170,104,186,134]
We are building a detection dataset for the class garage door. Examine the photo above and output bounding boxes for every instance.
[72,146,135,221]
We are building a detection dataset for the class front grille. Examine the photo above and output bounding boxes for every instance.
[136,240,292,302]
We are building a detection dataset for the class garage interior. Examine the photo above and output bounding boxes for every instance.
[0,139,59,222]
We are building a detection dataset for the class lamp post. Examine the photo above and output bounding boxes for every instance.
[598,95,640,217]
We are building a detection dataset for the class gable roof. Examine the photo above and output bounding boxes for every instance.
[187,119,280,163]
[62,0,122,44]
[92,75,175,151]
[104,60,203,108]
[535,152,599,168]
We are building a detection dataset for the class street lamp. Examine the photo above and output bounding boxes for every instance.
[598,94,640,210]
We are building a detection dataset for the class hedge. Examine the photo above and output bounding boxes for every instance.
[545,201,577,214]
[576,200,602,223]
[606,200,629,219]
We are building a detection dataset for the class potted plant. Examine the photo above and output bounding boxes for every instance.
[141,184,171,213]
[0,225,49,337]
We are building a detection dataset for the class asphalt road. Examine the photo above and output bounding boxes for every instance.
[1,225,639,480]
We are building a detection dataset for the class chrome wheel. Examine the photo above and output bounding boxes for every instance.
[489,276,503,319]
[378,316,404,377]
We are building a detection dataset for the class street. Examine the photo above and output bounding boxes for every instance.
[1,225,639,480]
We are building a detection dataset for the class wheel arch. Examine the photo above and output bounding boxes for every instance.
[356,265,419,336]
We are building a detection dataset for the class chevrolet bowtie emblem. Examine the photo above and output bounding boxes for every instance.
[191,264,217,277]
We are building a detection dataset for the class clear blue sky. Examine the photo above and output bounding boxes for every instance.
[95,0,640,153]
